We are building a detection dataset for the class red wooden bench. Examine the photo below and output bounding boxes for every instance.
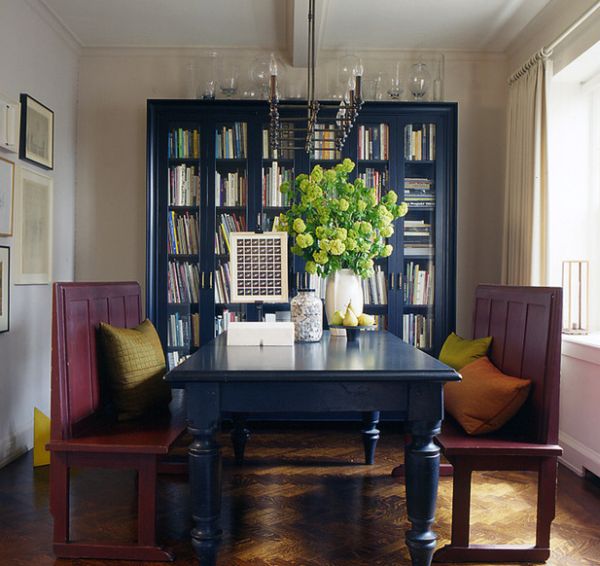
[47,282,187,561]
[434,285,563,563]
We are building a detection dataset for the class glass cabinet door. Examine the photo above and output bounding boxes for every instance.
[401,122,437,353]
[165,124,202,368]
[212,120,249,336]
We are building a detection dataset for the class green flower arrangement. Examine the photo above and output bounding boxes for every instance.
[277,158,408,279]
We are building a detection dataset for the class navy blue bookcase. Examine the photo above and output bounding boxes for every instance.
[147,99,457,366]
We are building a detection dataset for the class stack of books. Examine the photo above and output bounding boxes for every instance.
[357,124,389,160]
[404,124,436,161]
[167,312,200,349]
[215,212,246,255]
[262,125,294,160]
[362,266,388,305]
[168,128,200,159]
[404,177,434,208]
[358,168,388,201]
[168,164,200,206]
[402,314,433,349]
[167,261,200,304]
[216,122,247,159]
[404,219,433,256]
[262,163,292,207]
[312,124,340,160]
[214,261,231,304]
[167,211,199,255]
[215,171,247,206]
[404,261,434,305]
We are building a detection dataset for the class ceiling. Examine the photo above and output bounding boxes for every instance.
[41,0,551,54]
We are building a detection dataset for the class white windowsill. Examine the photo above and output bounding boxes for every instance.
[562,332,600,365]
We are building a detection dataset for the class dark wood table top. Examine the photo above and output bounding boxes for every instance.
[167,330,460,384]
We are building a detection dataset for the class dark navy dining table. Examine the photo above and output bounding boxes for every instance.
[167,330,459,566]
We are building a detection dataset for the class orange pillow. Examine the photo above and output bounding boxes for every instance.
[444,356,531,435]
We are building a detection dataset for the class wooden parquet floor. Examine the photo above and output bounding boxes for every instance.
[1,424,599,566]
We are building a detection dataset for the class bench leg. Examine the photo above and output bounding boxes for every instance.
[50,452,70,545]
[535,457,557,558]
[361,411,380,465]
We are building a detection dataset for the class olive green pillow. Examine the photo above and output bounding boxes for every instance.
[439,332,492,370]
[99,319,171,421]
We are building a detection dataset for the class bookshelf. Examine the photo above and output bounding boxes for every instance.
[147,100,457,367]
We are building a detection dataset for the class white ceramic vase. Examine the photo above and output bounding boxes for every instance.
[324,268,364,325]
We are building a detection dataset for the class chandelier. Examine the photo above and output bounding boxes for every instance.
[268,0,363,155]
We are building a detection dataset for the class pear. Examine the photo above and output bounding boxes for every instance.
[343,307,359,327]
[347,300,362,318]
[358,313,375,327]
[331,310,344,326]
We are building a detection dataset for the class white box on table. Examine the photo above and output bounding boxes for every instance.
[226,321,294,346]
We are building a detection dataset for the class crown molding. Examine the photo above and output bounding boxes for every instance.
[23,0,83,54]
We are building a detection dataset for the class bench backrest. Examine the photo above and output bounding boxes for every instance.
[51,282,142,441]
[472,285,562,444]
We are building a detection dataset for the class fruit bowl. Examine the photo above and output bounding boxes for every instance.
[328,325,377,342]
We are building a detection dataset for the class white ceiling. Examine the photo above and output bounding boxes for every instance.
[41,0,551,53]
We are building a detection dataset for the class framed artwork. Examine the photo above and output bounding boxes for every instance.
[19,94,54,170]
[230,232,288,303]
[13,167,52,285]
[0,246,9,332]
[0,157,14,235]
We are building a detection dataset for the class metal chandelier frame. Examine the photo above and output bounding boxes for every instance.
[268,0,363,155]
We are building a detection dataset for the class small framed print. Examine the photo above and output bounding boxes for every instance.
[19,94,54,170]
[0,246,9,332]
[0,157,14,235]
[13,167,53,285]
[230,232,288,303]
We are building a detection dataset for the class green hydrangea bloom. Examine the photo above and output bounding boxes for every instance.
[305,261,317,274]
[381,244,393,257]
[357,199,367,212]
[313,250,329,264]
[296,233,313,248]
[299,179,310,192]
[318,239,331,251]
[324,170,336,183]
[342,158,355,172]
[335,227,347,240]
[310,165,323,183]
[293,218,306,233]
[330,239,346,256]
[397,202,408,217]
[345,238,357,251]
[385,190,398,204]
[338,198,349,212]
[360,221,373,235]
[381,225,394,238]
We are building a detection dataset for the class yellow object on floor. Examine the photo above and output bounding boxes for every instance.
[33,408,50,467]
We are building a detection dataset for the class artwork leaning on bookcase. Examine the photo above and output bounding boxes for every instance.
[147,100,457,368]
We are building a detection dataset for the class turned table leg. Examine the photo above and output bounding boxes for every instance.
[187,385,222,565]
[405,420,442,566]
[361,410,380,465]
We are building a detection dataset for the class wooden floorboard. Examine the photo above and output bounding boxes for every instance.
[0,424,599,565]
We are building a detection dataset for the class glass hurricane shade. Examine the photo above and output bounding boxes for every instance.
[408,63,431,99]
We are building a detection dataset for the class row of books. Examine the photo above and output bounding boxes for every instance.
[357,124,389,160]
[402,314,434,349]
[358,168,388,201]
[214,262,232,304]
[216,122,247,159]
[167,312,200,349]
[263,164,292,208]
[215,212,246,255]
[312,124,341,160]
[404,219,432,242]
[215,171,247,207]
[168,128,200,159]
[404,261,434,305]
[361,266,388,305]
[168,164,200,207]
[167,211,199,255]
[262,125,294,160]
[167,351,189,370]
[404,124,436,161]
[404,177,435,208]
[215,309,243,336]
[167,261,200,304]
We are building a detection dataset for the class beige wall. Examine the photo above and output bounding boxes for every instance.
[75,49,508,336]
[0,0,79,466]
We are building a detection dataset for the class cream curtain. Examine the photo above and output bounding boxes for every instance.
[502,57,551,286]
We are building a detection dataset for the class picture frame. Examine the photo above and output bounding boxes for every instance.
[230,232,288,303]
[0,246,9,332]
[13,166,52,285]
[0,157,14,235]
[19,94,54,170]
